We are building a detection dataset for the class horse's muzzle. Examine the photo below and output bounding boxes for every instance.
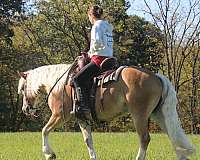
[22,105,38,117]
[22,105,31,115]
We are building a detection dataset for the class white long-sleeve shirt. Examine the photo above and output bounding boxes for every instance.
[88,20,113,57]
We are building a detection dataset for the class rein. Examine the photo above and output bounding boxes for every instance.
[45,63,75,104]
[45,63,75,122]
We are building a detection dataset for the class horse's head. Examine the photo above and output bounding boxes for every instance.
[18,71,36,115]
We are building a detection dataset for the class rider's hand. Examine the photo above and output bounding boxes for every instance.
[81,52,89,58]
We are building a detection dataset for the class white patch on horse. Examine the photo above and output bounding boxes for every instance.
[24,64,71,96]
[18,77,26,94]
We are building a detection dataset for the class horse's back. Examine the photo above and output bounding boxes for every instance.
[95,66,162,120]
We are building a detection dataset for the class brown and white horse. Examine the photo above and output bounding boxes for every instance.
[17,64,194,160]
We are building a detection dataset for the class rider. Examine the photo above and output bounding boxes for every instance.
[71,5,114,117]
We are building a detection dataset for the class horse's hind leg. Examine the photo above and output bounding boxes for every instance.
[134,117,150,160]
[79,122,96,160]
[42,113,62,160]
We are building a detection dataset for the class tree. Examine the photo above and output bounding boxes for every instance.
[116,15,163,72]
[142,0,200,91]
[138,0,200,133]
[0,0,24,44]
[0,0,29,131]
[189,41,200,134]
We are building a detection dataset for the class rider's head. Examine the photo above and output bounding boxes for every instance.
[87,5,103,24]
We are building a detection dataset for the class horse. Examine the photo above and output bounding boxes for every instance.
[17,63,194,160]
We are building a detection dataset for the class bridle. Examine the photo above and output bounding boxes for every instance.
[21,78,38,118]
[45,62,77,104]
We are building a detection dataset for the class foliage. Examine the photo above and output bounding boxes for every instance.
[115,15,163,72]
[0,0,23,44]
[177,45,200,134]
[142,0,200,134]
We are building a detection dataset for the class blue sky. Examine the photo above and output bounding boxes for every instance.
[126,0,195,22]
[127,0,156,21]
[26,0,154,20]
[26,0,197,23]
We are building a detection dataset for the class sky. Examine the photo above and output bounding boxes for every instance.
[26,0,154,21]
[127,0,157,21]
[126,0,195,22]
[26,0,198,23]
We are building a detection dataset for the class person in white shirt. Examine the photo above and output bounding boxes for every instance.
[88,13,113,58]
[71,5,114,118]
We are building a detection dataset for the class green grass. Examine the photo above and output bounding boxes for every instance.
[0,132,199,160]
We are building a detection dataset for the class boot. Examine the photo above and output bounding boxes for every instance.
[77,87,90,111]
[71,87,91,119]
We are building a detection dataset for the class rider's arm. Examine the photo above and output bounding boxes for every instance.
[88,24,105,55]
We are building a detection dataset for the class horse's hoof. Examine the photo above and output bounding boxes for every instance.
[45,153,56,160]
[49,153,56,159]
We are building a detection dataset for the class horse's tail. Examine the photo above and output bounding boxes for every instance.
[151,73,194,158]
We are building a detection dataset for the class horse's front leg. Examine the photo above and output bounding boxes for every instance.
[79,122,96,160]
[42,113,62,160]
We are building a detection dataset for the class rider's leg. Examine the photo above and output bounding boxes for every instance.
[71,61,100,115]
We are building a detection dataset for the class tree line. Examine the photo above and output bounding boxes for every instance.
[0,0,199,133]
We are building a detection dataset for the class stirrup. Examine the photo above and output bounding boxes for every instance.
[70,97,79,115]
[70,109,76,115]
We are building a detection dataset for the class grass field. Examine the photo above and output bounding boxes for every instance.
[0,132,199,160]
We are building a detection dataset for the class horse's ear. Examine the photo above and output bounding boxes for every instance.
[17,71,27,79]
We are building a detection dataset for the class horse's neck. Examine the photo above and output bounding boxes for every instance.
[28,64,71,95]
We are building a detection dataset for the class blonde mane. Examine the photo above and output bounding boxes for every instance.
[24,64,71,97]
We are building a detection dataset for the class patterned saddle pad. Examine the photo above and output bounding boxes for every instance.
[96,66,127,86]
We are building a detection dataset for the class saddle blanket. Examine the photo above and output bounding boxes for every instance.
[97,66,127,86]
